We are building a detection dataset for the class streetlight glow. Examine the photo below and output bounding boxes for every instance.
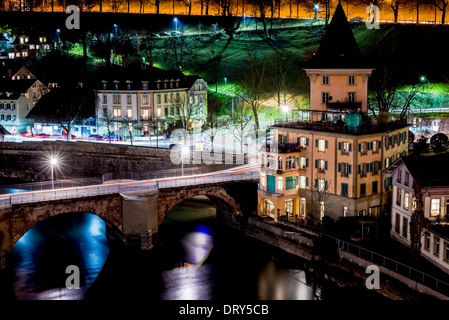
[174,18,178,32]
[49,156,59,189]
[420,76,430,90]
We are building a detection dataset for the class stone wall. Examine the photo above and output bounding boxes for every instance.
[0,141,242,182]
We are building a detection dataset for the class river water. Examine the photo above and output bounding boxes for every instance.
[8,197,386,301]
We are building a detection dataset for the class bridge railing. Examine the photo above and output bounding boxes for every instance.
[0,177,103,193]
[0,169,259,207]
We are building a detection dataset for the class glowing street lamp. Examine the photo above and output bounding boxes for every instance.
[181,145,189,176]
[224,77,227,87]
[282,104,289,122]
[420,76,430,90]
[113,24,118,34]
[243,13,246,29]
[174,18,178,32]
[50,156,58,189]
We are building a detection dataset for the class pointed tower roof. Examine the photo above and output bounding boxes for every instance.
[304,2,369,69]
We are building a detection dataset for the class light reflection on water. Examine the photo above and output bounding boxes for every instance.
[12,212,109,300]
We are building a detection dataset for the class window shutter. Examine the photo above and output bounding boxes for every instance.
[325,161,328,170]
[315,139,318,147]
[306,177,309,187]
[358,164,361,174]
[324,180,328,191]
[306,158,309,167]
[366,163,370,172]
[349,143,352,152]
[306,138,309,146]
[379,140,382,149]
[370,162,373,172]
[297,157,300,167]
[297,137,300,144]
[358,143,361,152]
[338,142,342,150]
[314,179,318,189]
[325,140,328,149]
[349,164,352,174]
[315,159,318,168]
[338,163,341,172]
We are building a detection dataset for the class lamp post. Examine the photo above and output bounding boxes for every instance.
[181,146,189,176]
[113,24,118,34]
[174,18,178,33]
[50,157,58,189]
[224,77,227,88]
[243,13,246,29]
[282,104,289,123]
[420,76,430,90]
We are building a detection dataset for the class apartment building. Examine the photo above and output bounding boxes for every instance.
[96,62,208,138]
[257,3,410,222]
[385,154,449,274]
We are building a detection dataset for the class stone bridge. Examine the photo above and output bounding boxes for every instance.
[0,179,256,254]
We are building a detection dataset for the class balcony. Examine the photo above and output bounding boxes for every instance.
[262,143,303,154]
[327,101,362,111]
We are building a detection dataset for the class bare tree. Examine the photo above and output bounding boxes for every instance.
[223,100,253,154]
[99,108,115,144]
[269,50,296,109]
[235,51,269,131]
[436,0,449,23]
[172,93,205,131]
[410,178,426,258]
[179,0,193,14]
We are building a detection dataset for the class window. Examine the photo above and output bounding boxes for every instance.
[298,176,308,189]
[32,91,36,99]
[142,83,148,90]
[297,157,308,169]
[341,183,349,196]
[372,181,378,194]
[322,76,329,85]
[348,92,355,103]
[127,83,131,90]
[317,139,327,152]
[102,94,107,104]
[286,156,296,169]
[348,76,355,85]
[322,92,330,104]
[127,94,132,105]
[267,155,276,168]
[445,241,449,263]
[156,83,160,89]
[395,213,400,234]
[127,109,132,118]
[343,206,348,217]
[142,109,149,118]
[267,175,276,193]
[338,163,351,177]
[285,199,293,216]
[298,137,309,147]
[339,141,352,154]
[359,142,367,155]
[372,140,378,153]
[10,103,15,111]
[359,163,367,177]
[114,83,119,90]
[397,169,402,183]
[277,177,283,191]
[26,102,30,110]
[316,159,327,172]
[402,217,408,238]
[435,235,440,257]
[317,179,327,192]
[360,183,366,196]
[396,187,402,206]
[157,94,161,104]
[404,172,410,186]
[113,94,121,105]
[404,192,409,210]
[286,177,296,190]
[424,232,430,251]
[278,157,283,170]
[164,94,168,103]
[431,198,440,216]
[300,198,307,218]
[113,108,121,117]
[142,94,148,105]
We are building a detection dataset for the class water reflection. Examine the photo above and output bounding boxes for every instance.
[12,212,109,300]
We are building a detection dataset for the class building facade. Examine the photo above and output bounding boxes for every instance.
[257,3,409,222]
[385,155,449,274]
[0,78,49,134]
[96,63,208,139]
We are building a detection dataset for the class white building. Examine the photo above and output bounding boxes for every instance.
[96,62,208,139]
[385,154,449,274]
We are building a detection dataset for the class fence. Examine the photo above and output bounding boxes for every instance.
[0,177,103,193]
[322,233,449,296]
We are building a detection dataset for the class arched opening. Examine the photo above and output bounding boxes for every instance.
[11,212,123,300]
[262,199,275,219]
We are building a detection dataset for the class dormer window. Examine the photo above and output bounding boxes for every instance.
[114,81,120,90]
[102,81,108,90]
[126,81,132,90]
[157,83,160,89]
[170,82,173,88]
[142,82,148,90]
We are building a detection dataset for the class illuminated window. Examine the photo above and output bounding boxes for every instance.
[317,139,327,152]
[404,192,409,210]
[127,109,132,118]
[113,108,121,117]
[298,176,308,189]
[277,177,283,191]
[431,199,440,216]
[286,156,296,169]
[142,109,149,118]
[142,94,148,105]
[285,199,293,216]
[300,198,306,218]
[267,155,275,168]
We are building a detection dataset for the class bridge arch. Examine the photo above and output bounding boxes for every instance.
[157,184,242,225]
[8,194,123,248]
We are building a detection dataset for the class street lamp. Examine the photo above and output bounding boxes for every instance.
[243,13,246,29]
[224,77,227,87]
[50,156,58,189]
[181,145,189,176]
[174,18,178,33]
[420,76,430,90]
[113,24,118,34]
[282,104,289,123]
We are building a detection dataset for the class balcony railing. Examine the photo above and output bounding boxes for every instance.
[262,143,303,154]
[326,101,362,111]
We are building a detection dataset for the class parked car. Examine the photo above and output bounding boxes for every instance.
[159,32,170,37]
[149,33,160,38]
[171,31,183,36]
[349,17,363,22]
[35,133,50,139]
[89,134,104,141]
[104,135,123,141]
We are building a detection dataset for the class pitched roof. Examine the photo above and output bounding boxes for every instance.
[304,2,370,69]
[0,79,37,100]
[95,63,203,91]
[388,154,449,188]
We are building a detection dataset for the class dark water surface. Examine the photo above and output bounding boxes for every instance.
[9,199,386,301]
